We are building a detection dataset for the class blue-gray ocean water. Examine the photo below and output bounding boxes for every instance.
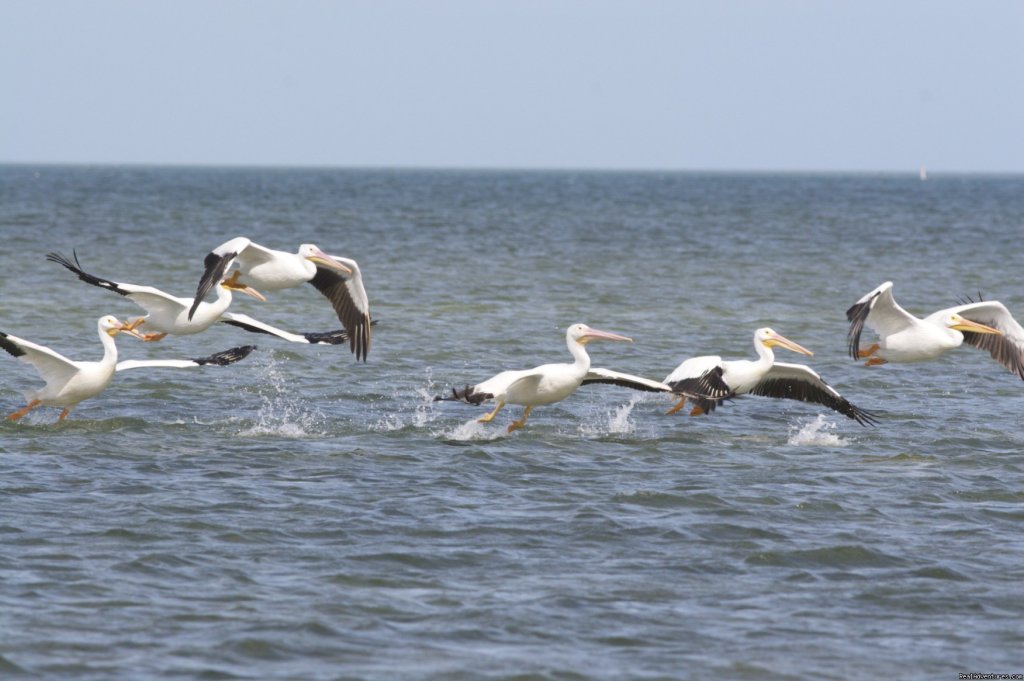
[1,166,1022,680]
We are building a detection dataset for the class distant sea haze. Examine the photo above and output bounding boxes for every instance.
[1,165,1022,679]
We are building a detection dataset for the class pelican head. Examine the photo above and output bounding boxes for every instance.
[946,313,1003,336]
[568,323,633,345]
[298,244,352,274]
[100,315,145,339]
[220,278,267,301]
[756,327,813,355]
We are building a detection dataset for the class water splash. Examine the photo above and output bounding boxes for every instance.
[413,392,434,427]
[237,355,326,438]
[578,394,641,437]
[408,368,507,439]
[787,414,849,447]
[440,418,505,441]
[369,370,445,432]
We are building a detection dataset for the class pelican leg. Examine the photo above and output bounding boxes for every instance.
[507,406,533,433]
[689,405,705,416]
[124,318,146,332]
[857,343,880,359]
[865,357,888,366]
[477,401,505,423]
[8,399,42,421]
[665,396,687,415]
[58,409,70,422]
[141,332,167,342]
[224,270,242,287]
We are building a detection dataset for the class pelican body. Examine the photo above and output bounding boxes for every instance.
[436,323,721,432]
[189,238,372,360]
[847,281,1023,378]
[0,315,254,422]
[47,252,351,346]
[665,327,878,425]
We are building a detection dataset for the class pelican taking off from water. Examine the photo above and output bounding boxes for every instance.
[664,327,878,426]
[188,237,372,361]
[435,323,727,432]
[847,281,1023,378]
[0,315,254,422]
[48,252,353,346]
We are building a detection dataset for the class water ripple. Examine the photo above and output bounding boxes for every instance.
[2,168,1023,678]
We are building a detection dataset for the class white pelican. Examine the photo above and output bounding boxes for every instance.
[664,327,878,426]
[47,252,352,346]
[188,237,372,361]
[847,281,1023,378]
[0,315,254,422]
[435,323,728,432]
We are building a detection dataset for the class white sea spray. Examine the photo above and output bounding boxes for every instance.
[578,394,642,437]
[238,354,326,438]
[787,414,849,447]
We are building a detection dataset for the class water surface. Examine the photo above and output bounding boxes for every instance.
[1,166,1022,679]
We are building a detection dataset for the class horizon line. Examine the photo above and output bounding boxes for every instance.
[1,160,1021,178]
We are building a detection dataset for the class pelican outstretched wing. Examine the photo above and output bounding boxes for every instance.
[187,237,268,320]
[308,255,372,361]
[846,281,920,361]
[0,331,78,388]
[582,367,675,393]
[752,362,878,425]
[936,299,1024,380]
[219,312,350,345]
[48,251,188,319]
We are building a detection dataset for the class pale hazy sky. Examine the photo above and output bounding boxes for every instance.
[2,0,1022,172]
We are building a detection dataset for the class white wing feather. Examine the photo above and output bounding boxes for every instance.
[123,287,190,318]
[474,369,541,402]
[663,355,722,384]
[231,240,280,271]
[863,282,922,338]
[2,334,79,387]
[583,367,674,393]
[116,359,201,371]
[219,312,311,344]
[935,300,1024,340]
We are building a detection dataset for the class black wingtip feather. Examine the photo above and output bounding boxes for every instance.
[193,345,257,366]
[667,366,734,405]
[308,266,372,361]
[46,250,129,296]
[189,251,238,321]
[434,385,492,405]
[846,299,873,361]
[0,332,26,358]
[749,377,880,427]
[304,319,379,353]
[303,330,350,345]
[962,330,1024,381]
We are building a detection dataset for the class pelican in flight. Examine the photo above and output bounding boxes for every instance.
[0,315,254,422]
[48,252,353,346]
[664,327,878,426]
[847,282,1024,378]
[435,323,728,432]
[188,237,372,361]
